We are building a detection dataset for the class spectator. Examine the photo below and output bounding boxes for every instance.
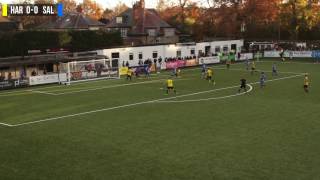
[0,74,5,81]
[158,57,162,64]
[8,72,12,81]
[31,70,37,76]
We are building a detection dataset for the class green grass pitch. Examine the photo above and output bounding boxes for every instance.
[0,59,320,180]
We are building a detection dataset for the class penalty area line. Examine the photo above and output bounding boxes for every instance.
[7,83,246,127]
[7,74,303,127]
[157,84,253,103]
[53,78,192,95]
[28,90,58,96]
[213,67,304,75]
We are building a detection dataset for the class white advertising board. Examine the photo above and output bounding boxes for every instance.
[292,51,312,58]
[29,73,67,86]
[198,56,220,65]
[237,53,253,61]
[264,51,312,58]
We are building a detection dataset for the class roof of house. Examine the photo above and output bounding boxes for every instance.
[37,12,106,30]
[106,8,173,31]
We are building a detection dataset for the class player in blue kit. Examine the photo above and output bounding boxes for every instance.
[201,64,206,79]
[272,63,278,76]
[145,65,150,78]
[260,72,267,88]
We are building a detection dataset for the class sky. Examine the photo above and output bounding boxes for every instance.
[94,0,158,9]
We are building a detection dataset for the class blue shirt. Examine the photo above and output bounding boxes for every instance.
[272,64,277,71]
[202,64,206,72]
[260,74,266,81]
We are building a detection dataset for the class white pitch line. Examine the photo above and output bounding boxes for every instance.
[157,84,253,103]
[0,122,14,127]
[250,74,304,85]
[213,67,304,75]
[154,74,304,103]
[9,90,208,127]
[0,90,29,95]
[28,90,58,96]
[0,91,34,97]
[258,60,320,65]
[53,78,191,95]
[50,79,165,93]
[0,77,189,97]
[0,61,302,97]
[7,74,304,127]
[25,68,202,92]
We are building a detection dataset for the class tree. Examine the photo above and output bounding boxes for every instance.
[79,0,104,19]
[178,0,189,27]
[280,0,320,39]
[156,0,168,12]
[241,0,281,39]
[113,2,128,16]
[57,0,77,13]
[102,8,114,20]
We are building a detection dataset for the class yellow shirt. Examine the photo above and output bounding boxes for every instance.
[167,79,173,87]
[252,62,256,68]
[127,69,132,76]
[304,77,309,86]
[207,69,213,77]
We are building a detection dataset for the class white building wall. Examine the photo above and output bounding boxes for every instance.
[97,40,244,67]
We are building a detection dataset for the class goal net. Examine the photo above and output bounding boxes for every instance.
[59,59,119,84]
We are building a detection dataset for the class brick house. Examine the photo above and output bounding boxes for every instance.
[106,0,179,45]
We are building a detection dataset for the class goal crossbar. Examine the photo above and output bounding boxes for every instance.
[59,59,119,85]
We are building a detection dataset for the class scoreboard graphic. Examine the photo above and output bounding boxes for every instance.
[1,4,63,17]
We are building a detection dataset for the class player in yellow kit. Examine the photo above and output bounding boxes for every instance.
[126,68,133,81]
[304,73,310,93]
[166,78,176,94]
[206,68,215,85]
[251,61,256,75]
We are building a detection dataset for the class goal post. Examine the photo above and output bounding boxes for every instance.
[59,59,120,85]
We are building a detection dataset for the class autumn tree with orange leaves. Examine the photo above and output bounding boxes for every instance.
[159,0,320,40]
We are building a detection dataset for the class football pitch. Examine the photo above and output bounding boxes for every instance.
[0,59,320,179]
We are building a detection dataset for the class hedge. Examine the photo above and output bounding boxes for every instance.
[0,30,123,57]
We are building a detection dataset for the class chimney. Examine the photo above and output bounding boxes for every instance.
[140,0,145,9]
[132,0,145,33]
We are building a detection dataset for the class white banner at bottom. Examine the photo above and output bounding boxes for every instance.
[29,73,67,86]
[198,56,220,65]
